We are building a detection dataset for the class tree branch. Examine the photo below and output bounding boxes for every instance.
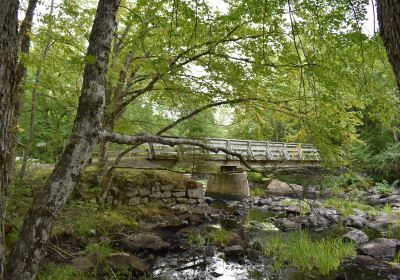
[100,132,263,174]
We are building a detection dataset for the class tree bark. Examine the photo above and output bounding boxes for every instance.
[0,1,19,278]
[4,0,120,279]
[10,0,39,178]
[376,0,400,89]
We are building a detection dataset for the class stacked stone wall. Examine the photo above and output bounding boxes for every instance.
[105,182,205,207]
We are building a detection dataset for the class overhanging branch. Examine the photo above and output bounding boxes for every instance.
[99,131,264,175]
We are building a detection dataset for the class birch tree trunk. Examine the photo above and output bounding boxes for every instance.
[4,0,120,278]
[0,1,19,278]
[376,0,400,90]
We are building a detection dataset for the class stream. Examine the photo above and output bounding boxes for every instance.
[152,198,400,280]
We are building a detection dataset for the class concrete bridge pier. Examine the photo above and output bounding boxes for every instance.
[205,166,249,200]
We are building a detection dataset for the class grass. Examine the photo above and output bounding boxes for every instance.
[264,230,356,275]
[207,228,232,246]
[86,243,115,264]
[394,251,400,263]
[54,200,138,237]
[323,197,371,216]
[383,203,394,214]
[188,231,206,248]
[37,264,88,280]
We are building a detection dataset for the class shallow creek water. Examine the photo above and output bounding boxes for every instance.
[152,199,400,280]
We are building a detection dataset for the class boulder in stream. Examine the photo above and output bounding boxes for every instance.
[224,245,245,259]
[367,212,398,230]
[357,238,400,260]
[266,179,303,196]
[275,218,300,231]
[343,215,368,229]
[342,229,369,244]
[121,233,170,252]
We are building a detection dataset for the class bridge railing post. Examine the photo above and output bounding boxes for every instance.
[298,144,305,160]
[147,142,156,160]
[247,141,254,159]
[266,141,274,160]
[283,142,290,160]
[226,140,233,160]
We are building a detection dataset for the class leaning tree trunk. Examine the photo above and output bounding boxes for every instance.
[376,0,400,90]
[4,0,120,279]
[0,0,19,278]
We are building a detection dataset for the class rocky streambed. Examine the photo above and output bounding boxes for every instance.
[51,181,400,280]
[149,194,400,280]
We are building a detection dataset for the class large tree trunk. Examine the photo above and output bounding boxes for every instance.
[4,0,120,279]
[376,0,400,89]
[0,1,19,278]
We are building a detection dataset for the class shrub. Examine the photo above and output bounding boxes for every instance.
[323,172,372,191]
[248,172,265,183]
[374,180,397,196]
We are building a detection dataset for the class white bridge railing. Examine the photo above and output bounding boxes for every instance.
[109,137,321,162]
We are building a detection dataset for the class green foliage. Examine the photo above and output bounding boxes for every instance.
[37,264,87,280]
[207,228,232,246]
[323,172,372,192]
[247,172,265,183]
[374,180,398,196]
[264,231,356,276]
[250,187,267,197]
[15,0,398,168]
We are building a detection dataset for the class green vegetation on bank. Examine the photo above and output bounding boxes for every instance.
[264,231,356,275]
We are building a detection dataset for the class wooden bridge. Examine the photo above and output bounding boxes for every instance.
[108,137,322,170]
